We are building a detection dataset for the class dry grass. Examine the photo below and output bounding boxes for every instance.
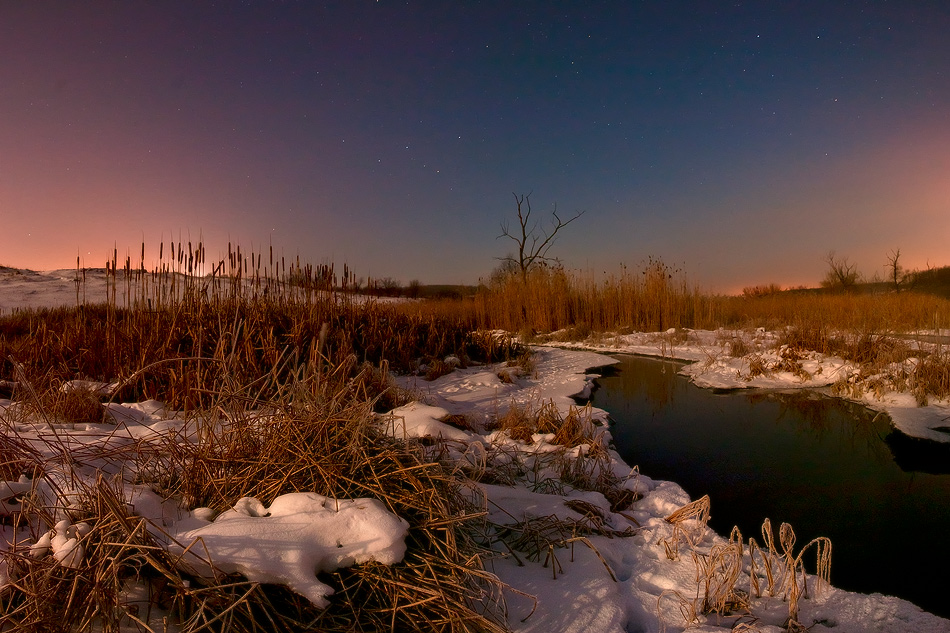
[0,295,516,414]
[0,247,532,633]
[413,260,950,344]
[0,355,511,633]
[659,498,832,633]
[692,526,748,616]
[661,494,711,560]
[911,350,950,405]
[461,259,717,335]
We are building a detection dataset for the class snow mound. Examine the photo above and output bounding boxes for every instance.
[382,401,473,441]
[171,492,409,608]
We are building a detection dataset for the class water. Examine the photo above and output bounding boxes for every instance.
[589,354,950,618]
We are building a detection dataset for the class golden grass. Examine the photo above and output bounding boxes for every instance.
[407,260,950,339]
[659,498,832,633]
[662,494,711,560]
[0,354,510,633]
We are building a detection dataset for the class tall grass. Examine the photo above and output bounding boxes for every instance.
[0,243,530,632]
[403,259,950,405]
[720,290,950,335]
[409,259,950,339]
[0,242,523,409]
[416,259,719,335]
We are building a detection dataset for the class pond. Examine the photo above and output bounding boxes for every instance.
[589,354,950,619]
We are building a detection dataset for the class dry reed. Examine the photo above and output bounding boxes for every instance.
[659,497,833,633]
[0,246,530,632]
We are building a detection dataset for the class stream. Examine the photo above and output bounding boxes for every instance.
[590,354,950,618]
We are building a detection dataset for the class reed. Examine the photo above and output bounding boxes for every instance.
[461,259,719,335]
[660,498,832,633]
[0,244,530,632]
[0,353,509,632]
[693,526,747,616]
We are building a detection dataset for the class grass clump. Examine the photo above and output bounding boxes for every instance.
[658,497,832,633]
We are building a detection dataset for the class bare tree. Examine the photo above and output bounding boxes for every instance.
[821,251,859,291]
[886,248,904,292]
[497,193,585,282]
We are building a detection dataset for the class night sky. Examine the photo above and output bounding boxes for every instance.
[2,1,948,291]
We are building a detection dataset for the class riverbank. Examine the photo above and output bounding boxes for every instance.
[395,346,948,632]
[544,327,950,444]
[592,353,950,619]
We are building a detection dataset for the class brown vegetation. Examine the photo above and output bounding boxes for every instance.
[1,243,948,631]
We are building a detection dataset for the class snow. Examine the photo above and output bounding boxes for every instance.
[382,401,473,442]
[0,268,93,312]
[552,328,950,443]
[0,272,948,631]
[169,493,409,608]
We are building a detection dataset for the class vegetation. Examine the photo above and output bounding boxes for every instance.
[405,260,950,340]
[2,241,949,631]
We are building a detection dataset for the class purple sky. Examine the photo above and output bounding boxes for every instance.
[2,2,948,292]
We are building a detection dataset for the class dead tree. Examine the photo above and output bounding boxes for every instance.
[497,193,585,282]
[821,252,859,291]
[886,248,904,292]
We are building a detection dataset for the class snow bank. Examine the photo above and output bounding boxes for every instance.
[397,346,949,632]
[549,328,950,443]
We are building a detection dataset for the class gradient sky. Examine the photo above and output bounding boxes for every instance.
[2,1,948,292]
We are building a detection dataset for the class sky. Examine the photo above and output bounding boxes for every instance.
[1,1,948,293]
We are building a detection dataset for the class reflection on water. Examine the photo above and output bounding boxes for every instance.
[590,354,950,618]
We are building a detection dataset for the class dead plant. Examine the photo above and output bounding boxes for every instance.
[661,495,711,560]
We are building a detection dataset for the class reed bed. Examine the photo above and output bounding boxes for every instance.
[0,247,521,410]
[407,260,950,350]
[0,243,530,632]
[455,259,719,335]
[0,354,510,633]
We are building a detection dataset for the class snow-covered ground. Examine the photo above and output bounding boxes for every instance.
[549,328,950,444]
[0,267,94,312]
[1,271,948,632]
[396,349,948,632]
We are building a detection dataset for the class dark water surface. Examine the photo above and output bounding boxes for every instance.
[589,354,950,618]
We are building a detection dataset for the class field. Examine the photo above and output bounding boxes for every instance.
[1,251,948,633]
